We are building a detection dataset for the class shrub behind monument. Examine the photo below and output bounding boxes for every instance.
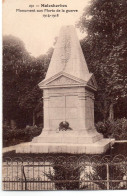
[3,125,42,147]
[96,118,127,140]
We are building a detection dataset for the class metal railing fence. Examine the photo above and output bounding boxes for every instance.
[2,154,127,190]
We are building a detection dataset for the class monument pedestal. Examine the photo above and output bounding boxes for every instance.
[32,130,103,144]
[16,130,115,154]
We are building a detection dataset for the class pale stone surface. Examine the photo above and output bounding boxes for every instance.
[16,139,115,154]
[41,87,96,132]
[16,25,114,154]
[44,26,90,81]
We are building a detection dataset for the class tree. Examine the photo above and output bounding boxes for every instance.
[77,0,127,121]
[3,35,31,128]
[18,85,43,126]
[3,35,50,128]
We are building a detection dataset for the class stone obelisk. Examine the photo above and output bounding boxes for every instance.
[16,26,114,154]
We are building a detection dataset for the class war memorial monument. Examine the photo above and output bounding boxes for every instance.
[16,25,114,154]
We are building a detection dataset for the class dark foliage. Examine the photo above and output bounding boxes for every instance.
[3,35,52,128]
[3,125,42,147]
[77,0,127,121]
[96,118,127,140]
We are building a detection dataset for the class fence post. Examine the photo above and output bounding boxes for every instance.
[21,165,27,190]
[106,163,110,190]
[21,165,24,190]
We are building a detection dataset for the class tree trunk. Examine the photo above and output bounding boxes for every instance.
[10,119,16,130]
[100,99,109,122]
[109,103,114,121]
[103,100,108,122]
[33,111,36,126]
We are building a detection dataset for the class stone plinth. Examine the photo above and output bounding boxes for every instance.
[16,25,114,154]
[32,131,103,144]
[16,138,115,154]
[40,85,96,134]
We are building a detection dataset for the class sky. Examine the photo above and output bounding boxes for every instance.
[3,0,90,57]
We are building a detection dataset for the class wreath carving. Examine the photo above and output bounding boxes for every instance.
[59,121,72,131]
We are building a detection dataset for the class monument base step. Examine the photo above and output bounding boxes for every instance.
[32,130,103,144]
[16,139,115,154]
[32,135,103,144]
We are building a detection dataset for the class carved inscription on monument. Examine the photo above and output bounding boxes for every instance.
[61,29,71,67]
